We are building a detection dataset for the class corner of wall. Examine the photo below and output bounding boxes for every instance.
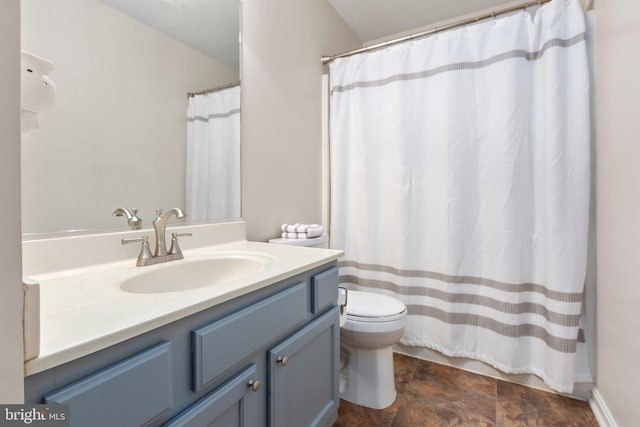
[590,388,619,427]
[0,0,25,403]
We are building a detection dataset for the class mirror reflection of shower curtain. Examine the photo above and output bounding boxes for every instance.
[330,0,590,394]
[186,85,240,221]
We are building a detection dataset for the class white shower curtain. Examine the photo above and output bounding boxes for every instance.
[186,85,241,221]
[330,0,590,393]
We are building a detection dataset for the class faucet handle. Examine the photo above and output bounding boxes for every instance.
[155,209,163,218]
[122,236,154,266]
[168,232,192,256]
[128,208,143,229]
[172,232,193,238]
[122,235,148,244]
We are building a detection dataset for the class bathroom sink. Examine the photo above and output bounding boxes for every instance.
[119,254,270,294]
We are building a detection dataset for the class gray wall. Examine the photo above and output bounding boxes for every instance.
[241,0,361,242]
[594,0,640,425]
[0,0,24,403]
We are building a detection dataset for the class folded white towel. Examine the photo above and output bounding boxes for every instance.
[281,223,321,233]
[280,224,325,239]
[282,223,305,232]
[305,226,324,238]
[286,223,300,233]
[296,223,321,232]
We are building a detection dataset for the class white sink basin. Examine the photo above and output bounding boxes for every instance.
[119,254,271,294]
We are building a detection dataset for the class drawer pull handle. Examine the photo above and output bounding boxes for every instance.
[277,356,288,367]
[247,379,261,392]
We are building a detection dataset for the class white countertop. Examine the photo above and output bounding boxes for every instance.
[24,240,343,376]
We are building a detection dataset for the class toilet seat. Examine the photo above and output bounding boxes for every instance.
[346,311,406,323]
[341,290,408,348]
[345,290,406,323]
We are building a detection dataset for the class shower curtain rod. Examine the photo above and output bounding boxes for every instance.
[320,0,552,65]
[187,81,240,97]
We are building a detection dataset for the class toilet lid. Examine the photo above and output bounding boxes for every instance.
[346,290,406,319]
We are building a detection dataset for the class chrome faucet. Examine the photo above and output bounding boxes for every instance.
[121,208,191,266]
[112,207,142,229]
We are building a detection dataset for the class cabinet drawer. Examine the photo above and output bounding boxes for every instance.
[44,342,172,427]
[166,364,259,427]
[193,282,306,392]
[311,267,338,314]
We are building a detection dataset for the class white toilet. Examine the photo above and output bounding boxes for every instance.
[339,290,407,409]
[268,235,407,409]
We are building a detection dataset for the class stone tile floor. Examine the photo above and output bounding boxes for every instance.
[333,354,598,427]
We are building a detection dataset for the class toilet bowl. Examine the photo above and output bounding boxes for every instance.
[340,290,407,409]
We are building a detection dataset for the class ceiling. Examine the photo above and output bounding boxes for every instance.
[327,0,516,43]
[98,0,239,72]
[97,0,520,71]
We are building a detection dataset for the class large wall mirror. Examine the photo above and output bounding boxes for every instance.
[21,0,241,236]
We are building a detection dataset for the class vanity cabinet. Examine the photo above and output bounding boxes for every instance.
[24,263,339,427]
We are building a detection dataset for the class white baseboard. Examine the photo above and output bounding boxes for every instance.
[589,387,618,427]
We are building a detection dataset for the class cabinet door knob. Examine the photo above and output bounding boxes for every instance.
[276,356,288,366]
[247,379,261,392]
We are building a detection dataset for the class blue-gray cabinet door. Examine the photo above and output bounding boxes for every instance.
[268,307,339,427]
[165,364,260,427]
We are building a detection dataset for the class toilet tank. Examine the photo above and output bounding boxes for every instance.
[268,235,329,249]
